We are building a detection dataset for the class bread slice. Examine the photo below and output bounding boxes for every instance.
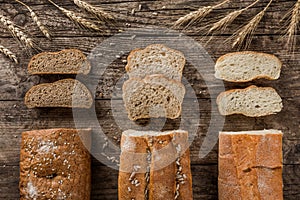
[118,130,193,200]
[216,85,283,117]
[219,130,283,200]
[122,74,185,120]
[25,79,93,108]
[215,51,282,82]
[20,128,91,200]
[28,49,91,75]
[125,44,186,81]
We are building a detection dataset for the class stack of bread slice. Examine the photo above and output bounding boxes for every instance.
[123,44,186,121]
[25,49,93,109]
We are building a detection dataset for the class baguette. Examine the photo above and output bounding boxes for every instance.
[118,130,193,200]
[218,130,283,200]
[19,128,91,200]
[123,74,185,120]
[24,79,93,108]
[125,44,186,81]
[216,85,283,117]
[28,49,91,75]
[215,51,282,82]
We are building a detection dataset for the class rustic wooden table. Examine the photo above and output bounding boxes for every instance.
[0,0,299,199]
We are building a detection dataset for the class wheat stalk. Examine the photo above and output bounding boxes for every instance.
[73,0,114,23]
[0,45,18,64]
[208,0,260,34]
[232,0,273,49]
[15,0,51,39]
[48,0,100,31]
[285,0,300,52]
[174,0,230,28]
[0,14,35,48]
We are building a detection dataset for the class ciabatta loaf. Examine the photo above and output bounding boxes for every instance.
[219,130,283,200]
[122,74,185,120]
[119,130,193,200]
[28,49,91,75]
[216,85,283,117]
[215,51,282,82]
[125,44,186,81]
[25,79,93,108]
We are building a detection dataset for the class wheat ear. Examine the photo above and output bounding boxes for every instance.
[208,0,260,34]
[15,0,51,39]
[174,0,230,28]
[232,0,273,49]
[0,45,18,64]
[285,0,300,52]
[0,14,35,48]
[73,0,114,22]
[48,0,100,31]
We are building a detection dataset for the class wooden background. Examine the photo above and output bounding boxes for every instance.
[0,0,299,199]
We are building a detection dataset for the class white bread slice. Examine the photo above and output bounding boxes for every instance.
[215,51,282,82]
[125,44,186,81]
[25,79,93,108]
[123,74,185,120]
[216,85,283,117]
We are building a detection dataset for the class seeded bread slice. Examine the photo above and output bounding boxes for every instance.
[216,85,283,117]
[28,49,91,75]
[123,74,185,120]
[125,44,186,81]
[25,79,93,108]
[215,51,282,82]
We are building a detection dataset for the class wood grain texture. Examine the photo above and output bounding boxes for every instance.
[0,0,299,199]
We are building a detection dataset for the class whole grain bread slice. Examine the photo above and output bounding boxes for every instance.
[25,79,93,108]
[216,85,283,117]
[125,44,186,81]
[123,74,185,120]
[28,49,91,75]
[215,51,282,82]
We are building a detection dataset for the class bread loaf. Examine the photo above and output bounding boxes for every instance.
[125,44,186,81]
[24,79,93,108]
[28,49,91,75]
[215,51,282,82]
[19,128,91,200]
[218,130,283,200]
[216,85,283,117]
[123,74,185,120]
[118,130,193,200]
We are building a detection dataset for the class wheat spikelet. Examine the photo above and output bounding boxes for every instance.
[48,0,100,31]
[0,14,35,48]
[232,0,273,49]
[73,0,114,23]
[15,0,51,39]
[286,0,300,52]
[0,45,18,63]
[174,0,230,28]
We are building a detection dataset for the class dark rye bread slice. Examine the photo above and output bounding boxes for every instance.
[216,85,283,117]
[20,128,91,200]
[125,44,186,81]
[215,51,282,82]
[28,49,91,75]
[122,74,186,121]
[25,79,93,108]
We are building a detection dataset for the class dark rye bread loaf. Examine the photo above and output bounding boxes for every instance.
[118,130,193,200]
[28,49,91,75]
[218,130,283,200]
[19,128,91,200]
[24,79,93,108]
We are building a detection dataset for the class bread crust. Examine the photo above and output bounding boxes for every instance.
[24,79,93,109]
[218,130,283,200]
[215,51,282,82]
[19,128,91,200]
[28,49,91,75]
